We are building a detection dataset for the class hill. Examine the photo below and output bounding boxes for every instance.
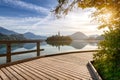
[0,33,26,40]
[70,32,88,40]
[0,26,46,40]
[24,32,47,40]
[0,26,18,35]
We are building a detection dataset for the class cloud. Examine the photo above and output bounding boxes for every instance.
[0,8,105,36]
[3,0,49,14]
[0,16,43,33]
[30,8,104,36]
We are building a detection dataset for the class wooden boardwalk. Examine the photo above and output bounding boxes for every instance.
[0,52,97,80]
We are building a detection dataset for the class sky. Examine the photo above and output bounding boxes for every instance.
[0,0,104,36]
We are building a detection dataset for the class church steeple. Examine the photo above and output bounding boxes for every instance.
[58,31,60,36]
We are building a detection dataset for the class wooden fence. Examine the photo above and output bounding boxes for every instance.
[0,40,43,63]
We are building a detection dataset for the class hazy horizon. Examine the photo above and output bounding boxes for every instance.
[0,0,105,36]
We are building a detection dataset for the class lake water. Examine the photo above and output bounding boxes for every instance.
[0,40,99,64]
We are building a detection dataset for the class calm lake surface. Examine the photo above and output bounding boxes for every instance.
[0,40,99,64]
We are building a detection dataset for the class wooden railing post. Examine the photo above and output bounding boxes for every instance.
[0,40,42,64]
[6,43,11,63]
[37,42,40,56]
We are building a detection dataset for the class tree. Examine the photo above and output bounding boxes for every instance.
[54,0,120,79]
[54,0,120,29]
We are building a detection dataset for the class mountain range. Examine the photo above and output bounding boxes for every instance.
[0,26,47,40]
[0,27,18,35]
[0,33,26,40]
[0,26,103,40]
[24,32,47,40]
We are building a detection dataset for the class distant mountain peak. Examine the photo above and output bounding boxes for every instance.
[0,26,7,30]
[25,32,33,34]
[70,31,88,40]
[72,32,85,35]
[0,26,4,28]
[24,32,35,35]
[0,26,18,35]
[24,32,46,40]
[74,32,83,34]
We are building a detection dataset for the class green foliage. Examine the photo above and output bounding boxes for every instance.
[0,33,26,40]
[55,0,120,19]
[46,35,72,47]
[46,35,72,42]
[55,0,120,79]
[93,28,120,80]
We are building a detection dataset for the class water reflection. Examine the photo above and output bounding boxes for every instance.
[0,41,99,54]
[46,41,72,51]
[0,43,45,54]
[0,44,24,54]
[0,44,6,54]
[46,40,98,50]
[70,41,87,49]
[0,40,99,64]
[23,43,36,49]
[88,42,99,46]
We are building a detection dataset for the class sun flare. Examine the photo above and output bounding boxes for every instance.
[101,9,113,24]
[103,12,112,23]
[104,13,111,20]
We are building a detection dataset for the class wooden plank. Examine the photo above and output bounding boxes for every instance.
[0,77,1,80]
[1,68,17,80]
[48,56,92,76]
[11,49,44,56]
[41,62,83,79]
[24,62,72,80]
[0,40,41,44]
[10,66,33,80]
[0,69,9,80]
[48,58,88,73]
[6,67,25,80]
[25,59,81,80]
[13,65,41,80]
[18,63,57,80]
[0,49,44,57]
[46,57,84,68]
[49,60,89,75]
[46,57,84,67]
[52,55,89,63]
[42,58,90,78]
[17,64,49,80]
[37,58,88,79]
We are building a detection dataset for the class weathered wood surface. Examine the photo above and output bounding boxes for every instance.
[0,52,97,80]
[0,49,44,57]
[0,40,41,44]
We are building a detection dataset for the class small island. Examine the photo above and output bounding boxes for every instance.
[46,32,72,42]
[46,32,72,49]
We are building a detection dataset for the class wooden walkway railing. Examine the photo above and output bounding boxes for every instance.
[0,40,43,63]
